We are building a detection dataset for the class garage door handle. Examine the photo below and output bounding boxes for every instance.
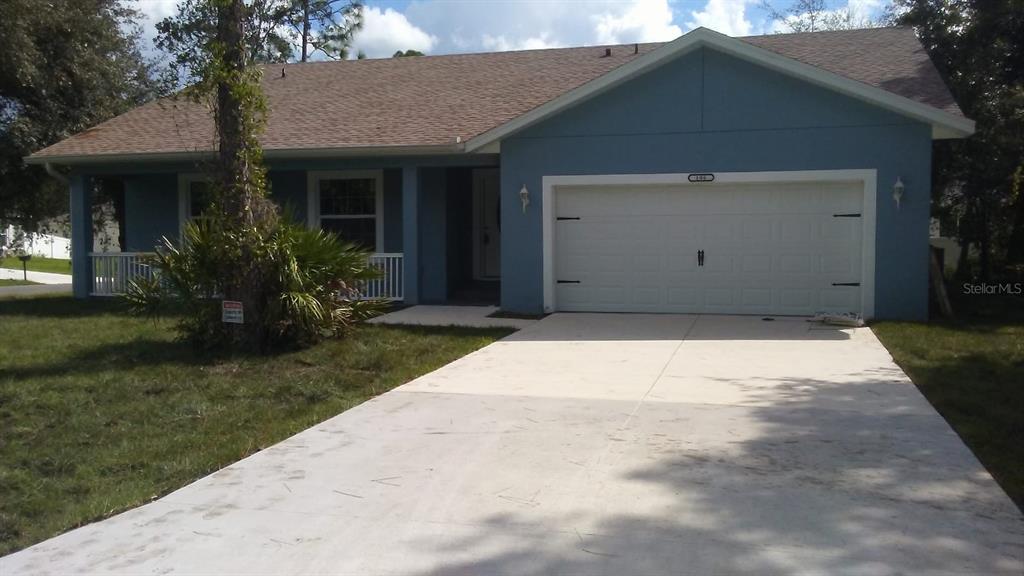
[832,282,860,286]
[698,250,704,267]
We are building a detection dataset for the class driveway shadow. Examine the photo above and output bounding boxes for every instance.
[394,372,1023,575]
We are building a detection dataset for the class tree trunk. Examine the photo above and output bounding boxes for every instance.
[930,246,955,319]
[1008,190,1024,265]
[301,0,310,62]
[979,202,991,281]
[956,238,972,279]
[215,0,254,228]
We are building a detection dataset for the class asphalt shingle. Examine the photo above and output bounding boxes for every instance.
[29,27,962,160]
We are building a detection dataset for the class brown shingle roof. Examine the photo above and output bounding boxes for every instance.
[742,27,961,116]
[30,26,961,161]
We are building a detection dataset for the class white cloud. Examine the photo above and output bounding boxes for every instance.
[132,0,179,51]
[401,0,684,55]
[593,0,682,44]
[848,0,884,16]
[481,34,563,52]
[352,6,437,58]
[686,0,753,36]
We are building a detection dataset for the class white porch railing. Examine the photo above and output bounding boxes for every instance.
[90,252,158,296]
[362,253,404,301]
[89,252,404,301]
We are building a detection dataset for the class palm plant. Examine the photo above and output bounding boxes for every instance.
[127,217,385,351]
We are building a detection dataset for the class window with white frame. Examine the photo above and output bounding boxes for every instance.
[310,171,383,251]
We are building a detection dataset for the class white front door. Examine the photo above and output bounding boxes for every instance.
[473,169,501,280]
[554,180,864,315]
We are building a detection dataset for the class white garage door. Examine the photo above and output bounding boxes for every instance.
[554,181,864,315]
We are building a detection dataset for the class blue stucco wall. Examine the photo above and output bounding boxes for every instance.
[498,47,933,320]
[123,174,179,251]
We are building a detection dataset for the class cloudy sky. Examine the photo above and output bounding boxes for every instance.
[132,0,887,60]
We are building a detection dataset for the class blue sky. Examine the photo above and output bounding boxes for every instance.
[133,0,887,59]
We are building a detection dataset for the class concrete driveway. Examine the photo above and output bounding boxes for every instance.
[3,314,1022,575]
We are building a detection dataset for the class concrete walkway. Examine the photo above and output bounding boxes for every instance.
[2,314,1021,575]
[0,267,73,284]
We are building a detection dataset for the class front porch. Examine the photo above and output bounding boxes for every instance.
[68,159,502,306]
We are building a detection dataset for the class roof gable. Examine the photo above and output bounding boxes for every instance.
[465,27,973,152]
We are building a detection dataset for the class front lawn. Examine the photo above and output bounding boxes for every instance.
[0,256,71,275]
[873,298,1023,510]
[0,296,512,555]
[0,280,38,287]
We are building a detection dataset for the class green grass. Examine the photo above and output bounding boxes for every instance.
[0,296,512,555]
[873,297,1024,510]
[0,279,39,287]
[0,256,71,275]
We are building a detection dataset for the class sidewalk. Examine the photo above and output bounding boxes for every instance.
[0,283,72,298]
[0,267,73,284]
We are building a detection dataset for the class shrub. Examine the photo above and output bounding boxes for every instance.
[127,216,386,352]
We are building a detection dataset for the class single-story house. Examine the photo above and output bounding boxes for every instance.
[26,26,972,320]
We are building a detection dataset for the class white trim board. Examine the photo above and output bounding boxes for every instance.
[466,27,973,151]
[541,169,877,319]
[307,169,385,251]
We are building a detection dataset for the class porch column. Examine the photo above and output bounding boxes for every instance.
[401,166,419,304]
[69,174,92,298]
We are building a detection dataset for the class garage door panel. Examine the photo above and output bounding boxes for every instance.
[740,219,774,244]
[740,253,773,273]
[630,253,662,275]
[555,181,864,315]
[667,220,703,242]
[742,288,772,308]
[821,254,858,275]
[778,253,813,274]
[821,286,860,309]
[822,220,859,242]
[667,287,699,307]
[704,220,739,243]
[704,287,738,307]
[778,288,815,309]
[632,287,663,306]
[778,218,816,243]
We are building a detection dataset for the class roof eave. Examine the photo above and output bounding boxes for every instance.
[465,27,975,151]
[25,143,469,166]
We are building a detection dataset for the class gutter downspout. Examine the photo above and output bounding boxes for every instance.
[43,162,70,186]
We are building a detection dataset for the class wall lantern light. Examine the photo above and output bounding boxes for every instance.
[893,177,905,210]
[519,185,530,213]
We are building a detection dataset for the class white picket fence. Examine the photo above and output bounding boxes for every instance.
[89,252,404,301]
